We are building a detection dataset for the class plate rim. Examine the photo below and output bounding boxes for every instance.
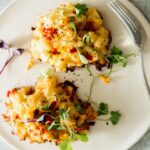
[0,0,150,150]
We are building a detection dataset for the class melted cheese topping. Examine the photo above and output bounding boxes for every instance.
[29,3,111,71]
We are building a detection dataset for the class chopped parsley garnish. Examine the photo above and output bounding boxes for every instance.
[75,4,88,17]
[98,103,108,115]
[110,111,121,125]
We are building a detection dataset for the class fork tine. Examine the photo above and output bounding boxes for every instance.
[107,0,146,47]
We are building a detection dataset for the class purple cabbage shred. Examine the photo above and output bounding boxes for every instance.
[0,39,24,74]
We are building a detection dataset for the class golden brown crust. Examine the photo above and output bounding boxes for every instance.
[3,76,98,144]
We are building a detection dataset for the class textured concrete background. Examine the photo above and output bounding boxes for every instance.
[0,0,150,149]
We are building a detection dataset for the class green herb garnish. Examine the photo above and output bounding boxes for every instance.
[76,47,89,64]
[107,46,134,67]
[83,34,92,46]
[38,103,49,110]
[73,134,89,142]
[85,65,95,101]
[86,64,93,76]
[75,4,88,17]
[107,55,128,67]
[110,111,121,125]
[58,107,89,150]
[74,104,82,112]
[111,46,122,55]
[85,62,122,125]
[59,108,70,119]
[69,22,76,32]
[59,139,73,150]
[67,21,77,41]
[98,103,108,115]
[57,125,66,131]
[47,121,58,130]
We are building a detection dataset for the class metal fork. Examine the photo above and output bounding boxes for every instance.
[107,0,146,47]
[107,0,150,93]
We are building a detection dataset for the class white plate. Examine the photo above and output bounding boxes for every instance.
[0,0,150,150]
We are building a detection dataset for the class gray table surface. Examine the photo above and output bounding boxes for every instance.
[0,0,150,149]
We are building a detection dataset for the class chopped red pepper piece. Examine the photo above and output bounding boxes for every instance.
[69,48,77,53]
[36,125,41,130]
[7,90,11,97]
[11,89,16,94]
[15,114,19,119]
[85,54,93,60]
[41,128,45,134]
[51,49,59,55]
[6,89,16,97]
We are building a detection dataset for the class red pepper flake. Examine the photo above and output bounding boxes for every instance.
[85,54,93,60]
[36,125,41,130]
[6,89,16,97]
[51,48,59,55]
[41,128,45,134]
[42,27,57,40]
[15,114,19,119]
[7,90,11,97]
[11,89,16,94]
[69,48,77,53]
